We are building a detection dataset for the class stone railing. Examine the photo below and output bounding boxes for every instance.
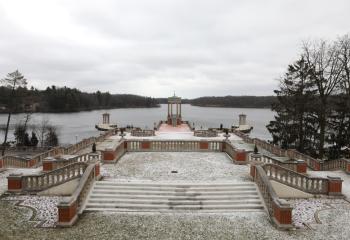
[0,155,31,168]
[251,164,293,229]
[131,129,155,137]
[319,158,350,172]
[102,140,126,163]
[223,141,247,164]
[233,130,327,171]
[57,162,100,227]
[101,139,248,165]
[262,164,342,195]
[1,130,114,169]
[125,140,223,152]
[43,153,101,172]
[7,162,89,193]
[194,130,218,137]
[250,154,307,173]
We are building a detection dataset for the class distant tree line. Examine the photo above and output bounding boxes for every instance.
[0,86,159,113]
[188,96,276,108]
[267,34,350,160]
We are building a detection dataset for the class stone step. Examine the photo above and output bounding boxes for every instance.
[95,181,255,188]
[85,203,264,211]
[87,198,262,205]
[93,186,257,192]
[89,193,260,201]
[84,208,264,213]
[91,189,259,196]
[84,181,264,213]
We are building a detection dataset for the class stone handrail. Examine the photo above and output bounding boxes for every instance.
[194,130,218,137]
[250,154,307,173]
[57,163,98,227]
[43,152,101,172]
[8,162,89,193]
[232,130,326,171]
[1,155,30,168]
[1,129,113,169]
[224,141,247,164]
[262,164,341,195]
[126,140,223,152]
[252,165,293,229]
[320,158,349,171]
[131,129,155,137]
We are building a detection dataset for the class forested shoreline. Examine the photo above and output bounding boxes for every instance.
[0,86,160,113]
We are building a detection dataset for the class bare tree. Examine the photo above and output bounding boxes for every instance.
[1,70,27,156]
[37,117,50,147]
[302,40,343,158]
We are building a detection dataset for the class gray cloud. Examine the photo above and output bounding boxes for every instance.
[0,0,349,98]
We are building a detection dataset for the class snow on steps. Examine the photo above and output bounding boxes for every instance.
[84,181,265,213]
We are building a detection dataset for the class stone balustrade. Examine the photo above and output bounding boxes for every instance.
[7,162,89,193]
[43,153,101,172]
[251,164,293,229]
[250,154,307,173]
[193,130,218,137]
[262,164,342,195]
[131,129,155,137]
[1,129,113,169]
[57,163,99,227]
[223,141,247,164]
[126,140,223,152]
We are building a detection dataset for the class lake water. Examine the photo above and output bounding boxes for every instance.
[0,104,275,144]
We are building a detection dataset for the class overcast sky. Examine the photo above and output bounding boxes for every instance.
[0,0,349,98]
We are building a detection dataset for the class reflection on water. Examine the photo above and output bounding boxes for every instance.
[0,104,274,144]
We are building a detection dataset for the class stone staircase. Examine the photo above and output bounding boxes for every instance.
[84,181,265,213]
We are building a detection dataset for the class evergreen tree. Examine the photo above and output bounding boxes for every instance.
[30,132,39,147]
[45,127,59,147]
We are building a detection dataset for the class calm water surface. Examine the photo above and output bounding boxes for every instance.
[0,104,275,144]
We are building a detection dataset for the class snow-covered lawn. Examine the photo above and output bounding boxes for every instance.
[2,195,61,228]
[102,152,251,182]
[287,198,347,228]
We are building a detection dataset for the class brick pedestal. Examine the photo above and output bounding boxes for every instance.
[235,150,247,163]
[141,141,151,150]
[0,159,3,168]
[296,160,307,173]
[7,174,23,193]
[272,199,293,229]
[57,200,78,227]
[199,141,209,150]
[250,164,256,179]
[43,160,54,172]
[102,149,117,161]
[95,163,101,180]
[327,176,343,196]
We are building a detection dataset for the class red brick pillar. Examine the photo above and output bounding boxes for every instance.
[7,174,23,193]
[57,200,78,227]
[313,159,321,171]
[43,160,54,172]
[250,164,256,179]
[296,160,307,173]
[221,141,226,152]
[102,149,117,162]
[199,141,209,150]
[272,199,293,228]
[0,158,3,168]
[95,163,101,180]
[327,176,343,196]
[235,149,247,163]
[141,141,151,150]
[345,160,350,174]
